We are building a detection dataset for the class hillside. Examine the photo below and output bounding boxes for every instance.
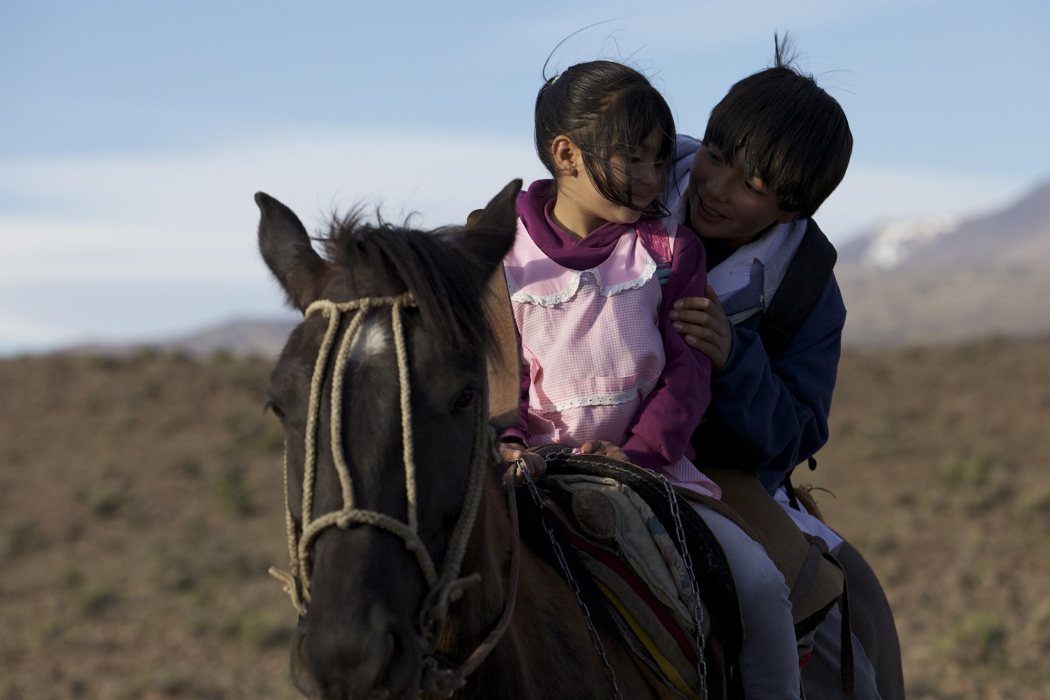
[836,181,1050,347]
[2,339,1049,698]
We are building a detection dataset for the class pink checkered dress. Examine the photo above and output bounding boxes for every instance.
[506,218,720,499]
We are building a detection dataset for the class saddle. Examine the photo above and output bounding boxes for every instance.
[519,449,744,700]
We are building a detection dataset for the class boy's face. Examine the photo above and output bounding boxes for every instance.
[687,143,799,248]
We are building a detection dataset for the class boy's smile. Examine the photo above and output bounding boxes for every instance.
[691,193,728,223]
[688,143,798,250]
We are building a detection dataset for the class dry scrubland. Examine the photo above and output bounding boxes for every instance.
[1,337,1048,699]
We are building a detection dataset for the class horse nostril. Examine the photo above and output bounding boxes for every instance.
[292,617,413,697]
[290,627,323,698]
[375,631,396,682]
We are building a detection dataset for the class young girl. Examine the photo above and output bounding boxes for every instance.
[497,60,802,699]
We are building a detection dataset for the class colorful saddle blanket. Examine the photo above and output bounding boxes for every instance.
[523,451,744,699]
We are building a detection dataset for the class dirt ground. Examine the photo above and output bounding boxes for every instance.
[1,337,1048,698]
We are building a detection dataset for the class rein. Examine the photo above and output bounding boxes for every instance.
[267,292,520,697]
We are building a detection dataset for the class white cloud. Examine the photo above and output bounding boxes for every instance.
[0,129,546,285]
[0,128,1034,352]
[0,129,545,353]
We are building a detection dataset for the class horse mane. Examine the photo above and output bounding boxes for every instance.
[318,210,496,359]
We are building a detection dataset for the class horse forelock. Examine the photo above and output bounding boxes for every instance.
[320,212,495,363]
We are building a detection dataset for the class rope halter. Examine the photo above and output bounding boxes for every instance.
[268,292,489,633]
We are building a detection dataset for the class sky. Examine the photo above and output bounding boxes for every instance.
[1,0,1048,355]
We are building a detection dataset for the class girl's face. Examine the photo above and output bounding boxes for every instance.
[557,128,666,236]
[688,143,798,249]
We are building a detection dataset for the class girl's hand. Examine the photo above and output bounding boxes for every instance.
[670,284,733,369]
[497,441,547,487]
[578,440,629,463]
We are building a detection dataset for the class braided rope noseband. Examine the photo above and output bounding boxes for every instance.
[268,292,518,696]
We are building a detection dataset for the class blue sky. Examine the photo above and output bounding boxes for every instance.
[1,0,1047,354]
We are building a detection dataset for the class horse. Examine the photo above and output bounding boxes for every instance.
[255,180,669,699]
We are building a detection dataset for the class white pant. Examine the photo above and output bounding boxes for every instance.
[692,504,801,699]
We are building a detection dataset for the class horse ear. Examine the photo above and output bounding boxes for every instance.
[255,192,330,311]
[456,179,522,279]
[457,180,523,430]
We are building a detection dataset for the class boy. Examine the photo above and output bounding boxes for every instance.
[665,40,902,699]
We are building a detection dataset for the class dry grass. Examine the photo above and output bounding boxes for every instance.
[0,350,297,699]
[1,337,1048,698]
[810,336,1050,698]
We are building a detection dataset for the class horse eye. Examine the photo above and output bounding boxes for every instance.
[264,399,286,420]
[452,386,479,413]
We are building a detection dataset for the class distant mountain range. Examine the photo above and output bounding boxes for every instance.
[162,318,299,358]
[62,181,1050,358]
[835,180,1050,346]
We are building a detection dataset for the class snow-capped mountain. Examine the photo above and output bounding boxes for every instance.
[839,181,1050,270]
[836,180,1050,346]
[840,217,958,270]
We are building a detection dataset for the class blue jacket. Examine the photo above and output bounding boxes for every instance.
[692,272,845,492]
[666,134,846,493]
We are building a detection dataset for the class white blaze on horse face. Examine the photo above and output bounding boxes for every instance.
[350,315,390,365]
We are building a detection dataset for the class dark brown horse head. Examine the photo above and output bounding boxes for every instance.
[257,180,520,699]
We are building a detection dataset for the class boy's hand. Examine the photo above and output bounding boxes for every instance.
[577,440,629,463]
[670,285,733,369]
[497,441,546,487]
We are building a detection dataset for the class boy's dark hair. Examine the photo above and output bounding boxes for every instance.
[535,60,675,214]
[703,37,852,217]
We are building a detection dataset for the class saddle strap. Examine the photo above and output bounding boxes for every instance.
[833,551,856,696]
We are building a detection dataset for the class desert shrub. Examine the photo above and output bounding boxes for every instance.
[233,608,295,651]
[224,412,267,444]
[940,451,1015,513]
[135,377,165,402]
[209,349,235,365]
[155,667,195,696]
[81,474,133,518]
[90,355,126,373]
[64,520,85,543]
[1020,487,1050,517]
[213,462,255,517]
[129,347,161,365]
[2,447,26,466]
[946,611,1009,669]
[122,665,217,699]
[859,413,908,459]
[941,453,997,488]
[73,580,120,618]
[153,556,198,594]
[175,456,203,478]
[165,349,195,366]
[5,518,50,559]
[35,616,66,645]
[64,566,119,617]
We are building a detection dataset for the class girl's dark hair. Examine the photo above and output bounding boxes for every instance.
[703,36,853,217]
[535,60,676,213]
